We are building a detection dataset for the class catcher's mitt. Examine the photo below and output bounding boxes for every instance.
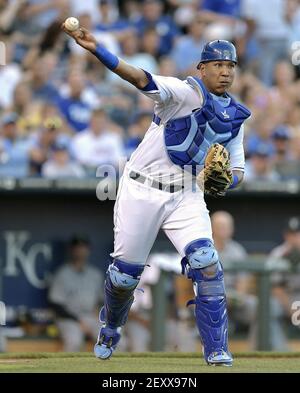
[202,143,233,197]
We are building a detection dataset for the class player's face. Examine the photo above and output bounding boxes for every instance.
[200,61,236,95]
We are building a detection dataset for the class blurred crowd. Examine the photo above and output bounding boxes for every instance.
[1,0,300,180]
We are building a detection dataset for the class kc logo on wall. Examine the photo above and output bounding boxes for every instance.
[3,231,52,289]
[0,232,56,318]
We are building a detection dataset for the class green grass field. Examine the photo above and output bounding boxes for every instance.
[0,352,300,373]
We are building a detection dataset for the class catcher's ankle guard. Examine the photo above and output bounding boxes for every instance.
[94,307,122,360]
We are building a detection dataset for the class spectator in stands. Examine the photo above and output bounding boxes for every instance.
[158,56,178,77]
[198,0,242,55]
[29,54,59,103]
[200,0,241,19]
[71,108,124,175]
[0,112,33,177]
[0,0,299,183]
[48,235,104,352]
[245,142,280,182]
[246,116,276,158]
[0,41,22,110]
[135,0,179,56]
[268,216,300,350]
[108,29,158,89]
[42,141,85,178]
[69,12,121,62]
[286,104,300,138]
[29,116,63,176]
[23,20,67,73]
[241,0,289,86]
[287,0,300,51]
[271,61,298,107]
[22,0,69,34]
[69,0,101,25]
[96,0,131,34]
[140,27,161,59]
[170,0,199,30]
[0,0,26,33]
[121,29,158,75]
[212,211,248,269]
[291,132,300,168]
[271,126,299,180]
[56,72,96,133]
[171,15,206,76]
[125,111,152,158]
[11,82,33,119]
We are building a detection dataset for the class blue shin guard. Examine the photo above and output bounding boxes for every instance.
[182,239,233,366]
[94,258,144,360]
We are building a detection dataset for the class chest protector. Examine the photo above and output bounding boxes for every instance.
[164,77,251,170]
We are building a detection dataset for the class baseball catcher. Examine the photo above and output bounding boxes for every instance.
[63,18,251,367]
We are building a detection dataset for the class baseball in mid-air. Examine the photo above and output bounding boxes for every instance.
[64,17,80,32]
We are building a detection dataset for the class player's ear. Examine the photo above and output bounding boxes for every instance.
[198,63,206,77]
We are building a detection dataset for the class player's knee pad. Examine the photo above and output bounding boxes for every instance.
[103,258,145,328]
[181,238,225,297]
[107,258,144,290]
[186,239,219,269]
[182,239,220,279]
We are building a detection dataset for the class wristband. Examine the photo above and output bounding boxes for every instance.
[229,174,239,189]
[93,43,119,70]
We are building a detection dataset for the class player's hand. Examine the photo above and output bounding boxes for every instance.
[61,23,97,53]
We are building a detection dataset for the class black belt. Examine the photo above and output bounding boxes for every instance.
[129,171,183,193]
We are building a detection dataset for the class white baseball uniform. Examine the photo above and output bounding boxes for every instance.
[111,74,245,264]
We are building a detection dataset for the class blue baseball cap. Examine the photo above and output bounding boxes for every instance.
[52,141,69,152]
[251,142,273,157]
[272,125,291,140]
[1,112,18,126]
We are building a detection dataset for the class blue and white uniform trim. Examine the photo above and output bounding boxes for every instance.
[141,70,159,92]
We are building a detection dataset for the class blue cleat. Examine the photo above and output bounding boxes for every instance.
[94,307,121,360]
[94,325,121,360]
[206,350,233,367]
